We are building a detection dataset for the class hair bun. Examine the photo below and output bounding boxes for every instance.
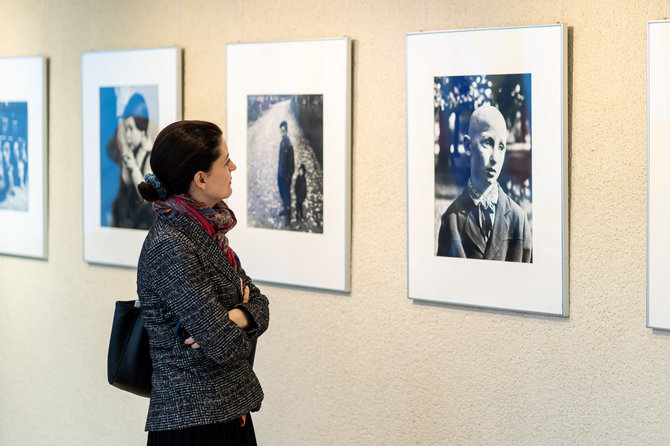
[144,173,170,200]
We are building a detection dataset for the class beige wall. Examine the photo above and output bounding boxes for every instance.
[0,0,666,444]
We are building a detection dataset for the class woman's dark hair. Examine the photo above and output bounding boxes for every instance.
[137,120,222,202]
[122,93,149,133]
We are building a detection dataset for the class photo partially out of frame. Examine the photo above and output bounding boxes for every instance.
[0,101,29,211]
[82,46,181,267]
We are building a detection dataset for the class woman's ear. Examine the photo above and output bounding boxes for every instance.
[192,171,208,191]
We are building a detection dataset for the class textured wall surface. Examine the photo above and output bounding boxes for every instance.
[0,1,667,445]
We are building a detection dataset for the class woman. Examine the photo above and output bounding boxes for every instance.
[136,120,269,445]
[110,92,155,229]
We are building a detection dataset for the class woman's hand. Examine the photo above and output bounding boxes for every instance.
[184,336,200,349]
[184,279,251,349]
[121,149,137,171]
[239,277,249,301]
[115,126,133,167]
[228,278,250,328]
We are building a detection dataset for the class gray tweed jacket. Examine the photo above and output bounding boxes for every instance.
[137,210,269,432]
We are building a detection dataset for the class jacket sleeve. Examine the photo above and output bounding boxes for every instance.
[236,268,270,340]
[437,211,466,257]
[145,237,252,365]
[288,143,295,176]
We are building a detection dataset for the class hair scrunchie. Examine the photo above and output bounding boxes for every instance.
[145,173,170,200]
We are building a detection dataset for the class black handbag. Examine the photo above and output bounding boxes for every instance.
[107,300,153,397]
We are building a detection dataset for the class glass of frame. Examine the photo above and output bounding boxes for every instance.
[82,47,182,267]
[0,56,47,259]
[647,20,670,329]
[406,24,569,315]
[226,38,352,291]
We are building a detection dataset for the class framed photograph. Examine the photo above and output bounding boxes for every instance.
[647,21,670,329]
[226,38,351,291]
[407,24,568,315]
[0,56,47,259]
[82,47,181,267]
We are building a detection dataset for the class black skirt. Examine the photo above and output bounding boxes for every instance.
[147,414,257,446]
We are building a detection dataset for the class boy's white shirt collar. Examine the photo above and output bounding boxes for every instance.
[467,178,499,210]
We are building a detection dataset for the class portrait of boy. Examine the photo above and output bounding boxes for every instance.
[436,104,532,262]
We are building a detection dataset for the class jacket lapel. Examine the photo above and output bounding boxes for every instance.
[484,187,510,260]
[200,235,240,285]
[462,206,487,256]
[171,212,240,285]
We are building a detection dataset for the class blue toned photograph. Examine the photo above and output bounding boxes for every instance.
[434,73,533,263]
[247,94,323,233]
[100,85,159,229]
[0,102,29,211]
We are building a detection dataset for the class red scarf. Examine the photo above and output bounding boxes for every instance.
[153,194,242,273]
